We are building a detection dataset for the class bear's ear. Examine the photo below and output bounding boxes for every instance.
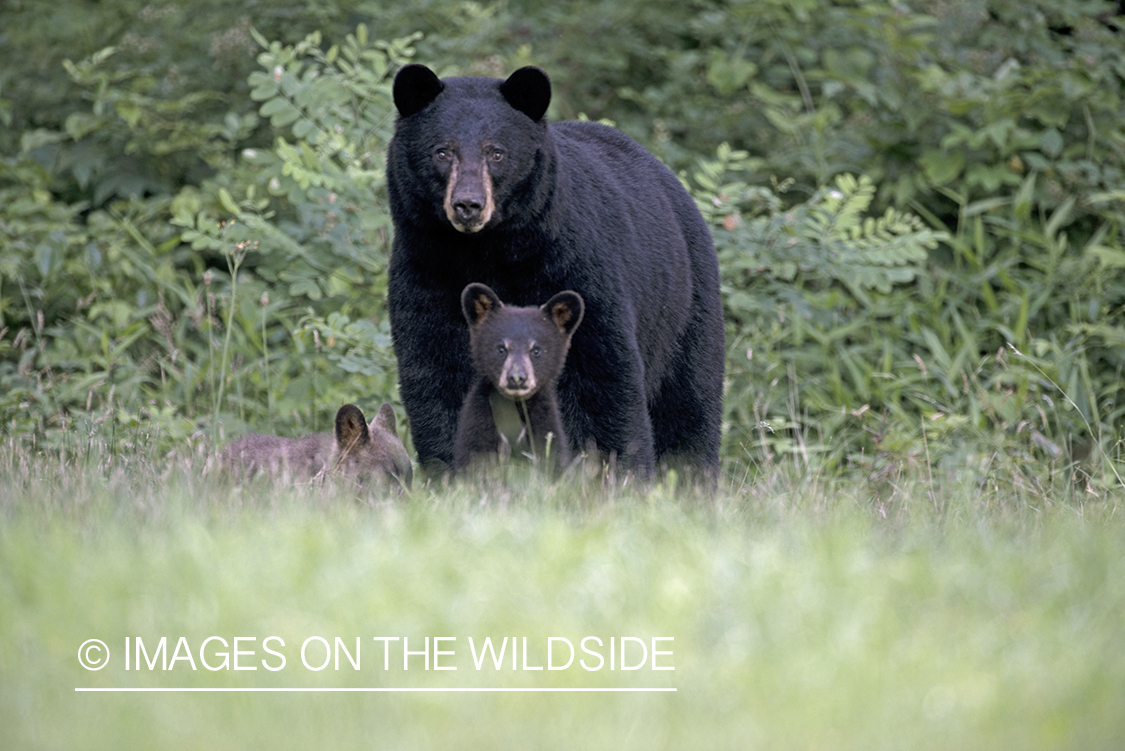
[335,404,371,450]
[461,283,504,327]
[543,291,585,338]
[372,402,398,435]
[393,64,444,118]
[499,66,551,122]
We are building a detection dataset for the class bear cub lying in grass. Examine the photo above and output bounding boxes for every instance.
[223,403,412,488]
[454,283,584,474]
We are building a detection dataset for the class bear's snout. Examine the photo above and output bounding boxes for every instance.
[498,355,537,400]
[443,159,496,233]
[452,196,484,226]
[506,368,527,390]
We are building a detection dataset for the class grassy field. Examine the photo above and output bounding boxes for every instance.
[2,446,1124,750]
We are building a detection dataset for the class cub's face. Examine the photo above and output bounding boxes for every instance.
[461,284,584,402]
[473,310,559,400]
[332,403,411,486]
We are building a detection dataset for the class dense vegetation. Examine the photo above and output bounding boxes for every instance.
[2,0,1123,492]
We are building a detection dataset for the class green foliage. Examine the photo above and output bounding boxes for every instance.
[488,1,1125,211]
[0,23,419,447]
[1,2,1123,491]
[692,143,1123,489]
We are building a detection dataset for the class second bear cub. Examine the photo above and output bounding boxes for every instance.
[454,283,584,472]
[223,403,413,488]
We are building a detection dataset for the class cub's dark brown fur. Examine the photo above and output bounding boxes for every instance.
[453,283,584,472]
[223,403,412,487]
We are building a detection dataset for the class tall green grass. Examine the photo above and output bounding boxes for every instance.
[2,446,1122,750]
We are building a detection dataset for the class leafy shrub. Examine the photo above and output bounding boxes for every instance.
[693,144,1123,490]
[0,26,418,449]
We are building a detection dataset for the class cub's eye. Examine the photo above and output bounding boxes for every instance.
[531,345,541,358]
[496,343,507,355]
[489,148,505,162]
[435,148,450,161]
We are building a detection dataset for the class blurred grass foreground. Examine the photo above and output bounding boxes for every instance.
[1,445,1123,750]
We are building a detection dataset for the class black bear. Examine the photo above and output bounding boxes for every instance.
[387,64,724,479]
[222,403,413,488]
[453,283,584,472]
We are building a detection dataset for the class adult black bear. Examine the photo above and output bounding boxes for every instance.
[387,64,724,479]
[453,283,584,473]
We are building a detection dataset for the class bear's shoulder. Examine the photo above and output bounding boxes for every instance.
[551,120,637,145]
[549,121,652,159]
[548,121,681,190]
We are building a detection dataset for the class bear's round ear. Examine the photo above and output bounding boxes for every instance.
[335,404,371,448]
[461,283,503,327]
[393,64,445,118]
[373,402,397,435]
[499,66,551,122]
[543,291,585,338]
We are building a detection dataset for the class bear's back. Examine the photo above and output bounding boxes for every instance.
[223,433,335,479]
[546,120,711,273]
[549,121,703,214]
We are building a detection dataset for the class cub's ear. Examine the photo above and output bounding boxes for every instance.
[461,283,504,327]
[542,291,585,338]
[372,402,398,435]
[393,64,444,118]
[499,66,551,122]
[335,404,371,450]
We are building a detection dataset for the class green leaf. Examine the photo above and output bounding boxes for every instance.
[1039,128,1063,159]
[1087,246,1125,269]
[1012,172,1036,220]
[218,188,240,215]
[1044,196,1074,239]
[259,98,293,118]
[115,101,142,128]
[919,150,964,186]
[707,50,758,96]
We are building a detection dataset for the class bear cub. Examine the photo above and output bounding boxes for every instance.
[223,403,413,488]
[453,283,584,473]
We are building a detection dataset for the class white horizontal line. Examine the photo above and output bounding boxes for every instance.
[75,687,676,693]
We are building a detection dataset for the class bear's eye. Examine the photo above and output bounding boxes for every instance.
[496,343,507,355]
[435,148,450,161]
[531,345,541,358]
[489,148,505,162]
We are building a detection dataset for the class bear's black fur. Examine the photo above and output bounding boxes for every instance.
[453,283,584,472]
[387,64,724,479]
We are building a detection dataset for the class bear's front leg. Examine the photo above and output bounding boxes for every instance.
[559,323,656,479]
[388,268,475,473]
[452,380,504,471]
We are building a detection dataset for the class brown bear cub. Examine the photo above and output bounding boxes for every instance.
[223,403,412,488]
[453,283,584,473]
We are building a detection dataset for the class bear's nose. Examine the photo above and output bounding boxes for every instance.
[506,365,528,390]
[453,198,483,224]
